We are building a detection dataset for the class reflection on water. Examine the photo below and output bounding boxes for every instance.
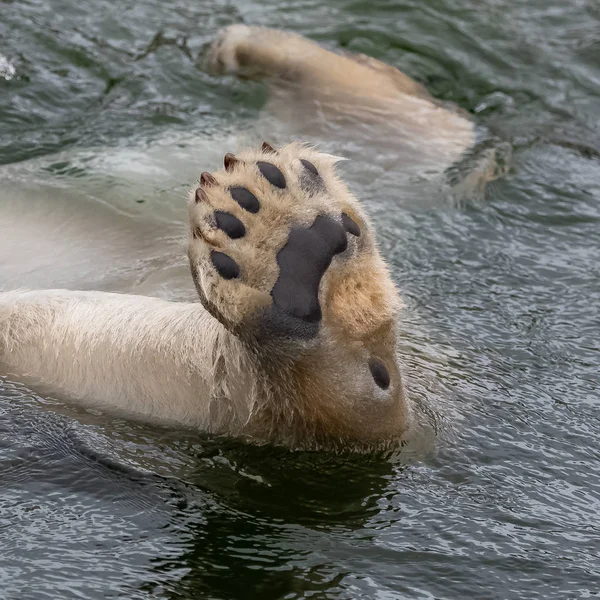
[1,0,600,598]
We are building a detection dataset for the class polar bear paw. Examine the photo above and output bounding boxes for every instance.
[205,25,290,80]
[206,24,255,75]
[187,142,386,343]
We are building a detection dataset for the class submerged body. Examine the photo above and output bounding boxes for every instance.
[0,27,488,449]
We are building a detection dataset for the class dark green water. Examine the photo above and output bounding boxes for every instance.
[1,0,600,598]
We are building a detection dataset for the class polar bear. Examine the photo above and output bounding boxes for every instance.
[0,25,495,450]
[0,142,408,450]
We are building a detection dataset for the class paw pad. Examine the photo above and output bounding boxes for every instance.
[190,143,369,340]
[299,158,324,195]
[271,215,348,325]
[300,159,319,176]
[215,211,246,239]
[211,251,240,280]
[230,186,260,213]
[257,161,286,189]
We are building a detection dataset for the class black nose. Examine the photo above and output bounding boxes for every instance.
[369,358,390,390]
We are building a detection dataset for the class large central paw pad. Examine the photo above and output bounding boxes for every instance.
[188,142,368,340]
[273,214,348,323]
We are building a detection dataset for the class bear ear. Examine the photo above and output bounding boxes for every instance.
[261,141,276,154]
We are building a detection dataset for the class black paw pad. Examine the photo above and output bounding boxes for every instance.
[211,251,240,280]
[267,215,348,338]
[342,213,360,237]
[230,187,260,214]
[300,159,319,176]
[300,159,324,195]
[369,358,390,390]
[257,161,286,189]
[215,211,245,239]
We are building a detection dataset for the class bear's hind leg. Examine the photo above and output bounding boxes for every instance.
[206,26,476,173]
[206,24,425,101]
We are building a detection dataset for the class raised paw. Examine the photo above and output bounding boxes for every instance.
[206,24,251,75]
[205,25,288,80]
[188,142,396,344]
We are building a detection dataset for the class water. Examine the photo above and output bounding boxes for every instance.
[1,0,599,598]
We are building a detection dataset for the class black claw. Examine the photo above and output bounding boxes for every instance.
[342,213,361,237]
[195,188,207,203]
[300,159,319,177]
[215,211,246,239]
[224,153,240,172]
[230,186,260,213]
[257,161,286,189]
[211,251,240,280]
[201,172,218,187]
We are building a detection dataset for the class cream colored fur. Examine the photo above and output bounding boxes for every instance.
[0,290,248,429]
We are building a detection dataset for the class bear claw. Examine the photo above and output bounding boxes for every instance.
[200,172,218,187]
[224,153,240,172]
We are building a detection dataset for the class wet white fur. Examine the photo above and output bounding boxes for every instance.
[0,289,256,431]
